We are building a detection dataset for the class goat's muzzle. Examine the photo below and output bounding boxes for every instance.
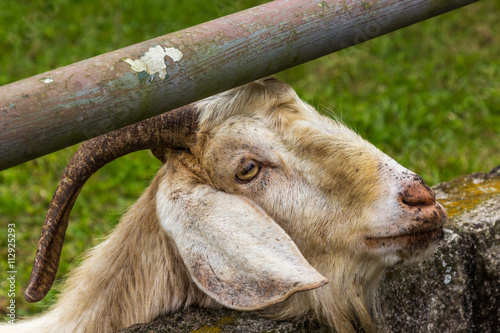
[365,176,446,250]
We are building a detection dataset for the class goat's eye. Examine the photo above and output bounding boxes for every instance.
[236,160,260,182]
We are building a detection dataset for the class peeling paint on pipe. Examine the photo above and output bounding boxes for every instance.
[0,0,479,170]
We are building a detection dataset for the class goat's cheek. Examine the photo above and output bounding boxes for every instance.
[235,170,278,208]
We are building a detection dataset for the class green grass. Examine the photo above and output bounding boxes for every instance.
[1,0,499,318]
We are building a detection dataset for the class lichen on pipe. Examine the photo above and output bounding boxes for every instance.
[0,0,478,170]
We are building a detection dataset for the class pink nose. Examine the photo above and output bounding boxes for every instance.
[398,175,446,231]
[399,176,436,207]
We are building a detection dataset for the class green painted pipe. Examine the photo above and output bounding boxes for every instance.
[0,0,479,170]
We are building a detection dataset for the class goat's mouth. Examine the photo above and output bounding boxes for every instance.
[364,197,447,251]
[363,226,444,250]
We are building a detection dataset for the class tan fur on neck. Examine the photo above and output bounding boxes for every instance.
[18,170,216,333]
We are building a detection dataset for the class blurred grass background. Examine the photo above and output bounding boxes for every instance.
[1,0,498,318]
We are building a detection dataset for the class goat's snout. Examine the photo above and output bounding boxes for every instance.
[398,176,447,233]
[399,176,435,208]
[363,171,447,254]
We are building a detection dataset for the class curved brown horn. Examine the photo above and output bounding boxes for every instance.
[24,105,198,303]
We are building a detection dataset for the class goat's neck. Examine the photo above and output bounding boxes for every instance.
[34,174,212,333]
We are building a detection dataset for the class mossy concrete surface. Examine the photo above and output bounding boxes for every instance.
[118,167,500,332]
[116,307,329,333]
[379,166,500,332]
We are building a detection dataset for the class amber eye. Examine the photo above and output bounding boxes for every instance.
[236,160,260,182]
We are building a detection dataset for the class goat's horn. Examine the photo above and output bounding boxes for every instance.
[24,105,198,303]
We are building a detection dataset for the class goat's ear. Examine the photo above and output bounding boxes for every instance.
[156,154,328,311]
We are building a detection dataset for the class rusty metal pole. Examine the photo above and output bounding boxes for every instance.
[0,0,478,170]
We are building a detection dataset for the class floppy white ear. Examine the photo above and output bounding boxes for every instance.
[156,155,328,311]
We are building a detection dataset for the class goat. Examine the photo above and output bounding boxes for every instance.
[2,77,446,333]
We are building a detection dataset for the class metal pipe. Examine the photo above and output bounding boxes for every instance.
[0,0,478,170]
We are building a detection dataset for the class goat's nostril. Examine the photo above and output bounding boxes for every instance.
[399,179,436,207]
